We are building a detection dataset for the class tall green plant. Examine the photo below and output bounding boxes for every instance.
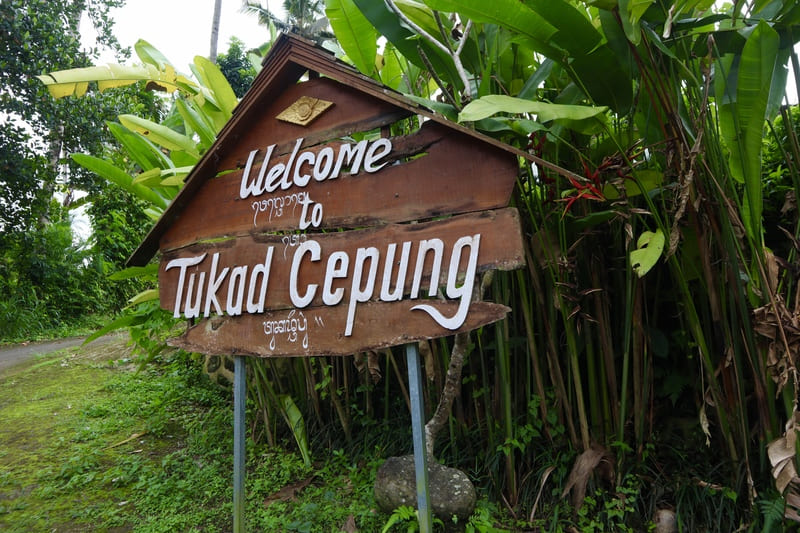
[41,1,800,525]
[334,0,800,525]
[38,37,319,462]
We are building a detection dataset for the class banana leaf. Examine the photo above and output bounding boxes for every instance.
[192,55,238,120]
[353,0,465,91]
[107,122,175,171]
[717,20,779,241]
[425,0,632,111]
[36,62,191,99]
[118,114,200,160]
[71,153,169,210]
[325,0,379,77]
[459,94,608,134]
[279,394,312,466]
[175,99,217,152]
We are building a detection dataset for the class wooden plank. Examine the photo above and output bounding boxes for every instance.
[168,300,511,357]
[215,76,410,172]
[159,122,518,252]
[127,75,409,267]
[158,208,524,316]
[128,34,546,268]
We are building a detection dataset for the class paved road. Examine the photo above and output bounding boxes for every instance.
[0,334,118,373]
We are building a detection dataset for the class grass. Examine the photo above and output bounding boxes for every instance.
[0,338,390,532]
[0,314,111,346]
[0,334,771,531]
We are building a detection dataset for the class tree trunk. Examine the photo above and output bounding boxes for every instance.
[38,125,64,226]
[424,271,493,458]
[209,0,222,63]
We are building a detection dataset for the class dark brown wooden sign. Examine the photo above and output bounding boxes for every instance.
[129,34,526,358]
[162,209,523,356]
[173,301,511,357]
[159,120,518,250]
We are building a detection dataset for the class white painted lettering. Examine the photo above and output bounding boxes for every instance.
[239,137,394,201]
[281,138,303,190]
[323,251,349,306]
[204,253,230,317]
[364,138,392,172]
[298,194,323,230]
[165,254,207,317]
[410,239,444,298]
[313,147,334,181]
[380,242,411,302]
[293,151,315,187]
[226,265,248,315]
[333,140,368,178]
[264,160,285,193]
[345,247,379,336]
[246,248,274,313]
[240,149,261,199]
[290,240,321,307]
[184,272,205,319]
[412,234,481,330]
[162,232,484,336]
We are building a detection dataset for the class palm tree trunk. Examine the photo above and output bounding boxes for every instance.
[209,0,222,62]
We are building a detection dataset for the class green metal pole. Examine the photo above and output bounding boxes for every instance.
[405,343,433,532]
[233,355,246,533]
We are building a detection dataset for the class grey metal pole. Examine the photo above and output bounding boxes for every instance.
[405,343,433,532]
[233,355,246,533]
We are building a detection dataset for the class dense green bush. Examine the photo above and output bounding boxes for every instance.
[0,219,104,340]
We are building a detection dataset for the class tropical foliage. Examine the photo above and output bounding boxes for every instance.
[326,0,800,527]
[0,0,163,340]
[37,0,800,529]
[217,37,258,97]
[243,0,333,41]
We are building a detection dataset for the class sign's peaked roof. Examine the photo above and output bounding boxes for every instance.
[128,32,531,267]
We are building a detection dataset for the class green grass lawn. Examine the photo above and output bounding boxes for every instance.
[1,335,741,532]
[0,338,393,532]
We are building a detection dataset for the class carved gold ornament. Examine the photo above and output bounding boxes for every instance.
[276,96,334,126]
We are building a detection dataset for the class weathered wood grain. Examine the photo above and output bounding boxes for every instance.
[159,208,524,315]
[158,121,518,252]
[215,77,410,171]
[168,300,511,357]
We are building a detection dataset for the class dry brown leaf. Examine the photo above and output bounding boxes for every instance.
[753,298,800,395]
[772,454,797,494]
[652,508,678,533]
[340,514,358,532]
[529,465,556,522]
[769,414,800,493]
[764,249,780,294]
[785,479,800,522]
[782,191,797,217]
[561,444,614,510]
[264,476,314,506]
[353,352,366,374]
[367,351,381,384]
[354,351,382,384]
[699,405,711,446]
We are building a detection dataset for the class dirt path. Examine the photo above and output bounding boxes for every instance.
[0,334,121,374]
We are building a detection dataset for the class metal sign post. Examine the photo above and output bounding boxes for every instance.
[132,34,525,532]
[233,356,246,533]
[405,343,433,532]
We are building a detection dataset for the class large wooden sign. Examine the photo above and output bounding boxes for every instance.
[129,34,526,358]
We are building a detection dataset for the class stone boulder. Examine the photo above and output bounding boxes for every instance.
[374,455,476,524]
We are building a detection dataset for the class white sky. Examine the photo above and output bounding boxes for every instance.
[81,0,282,71]
[71,1,796,240]
[74,1,283,240]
